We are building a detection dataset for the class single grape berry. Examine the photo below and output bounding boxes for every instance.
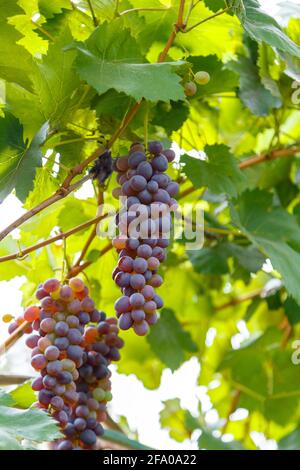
[194,70,210,85]
[184,81,197,97]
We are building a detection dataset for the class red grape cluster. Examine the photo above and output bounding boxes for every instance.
[12,278,123,450]
[112,141,179,336]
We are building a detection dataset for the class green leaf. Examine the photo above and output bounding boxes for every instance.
[284,297,300,325]
[31,27,80,125]
[227,56,281,116]
[160,399,198,442]
[0,405,62,450]
[188,245,229,275]
[73,21,185,102]
[0,0,35,91]
[0,114,48,203]
[231,189,300,303]
[203,0,224,13]
[0,390,14,407]
[237,0,300,58]
[181,144,246,197]
[147,309,197,371]
[38,0,72,18]
[57,199,89,232]
[198,430,244,450]
[278,428,300,450]
[10,382,36,409]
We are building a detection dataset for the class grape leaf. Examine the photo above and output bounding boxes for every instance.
[73,21,185,102]
[237,0,300,58]
[160,399,198,442]
[181,144,246,197]
[31,27,81,125]
[147,309,197,371]
[0,405,62,450]
[0,113,49,203]
[38,0,72,18]
[0,0,35,91]
[198,430,244,450]
[8,0,49,56]
[188,245,229,275]
[231,190,300,303]
[284,297,300,325]
[278,429,300,450]
[227,56,281,116]
[10,382,36,409]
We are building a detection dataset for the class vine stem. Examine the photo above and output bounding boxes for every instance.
[221,390,241,435]
[119,7,170,16]
[158,0,186,62]
[182,7,230,33]
[0,212,109,263]
[87,0,98,26]
[215,288,263,311]
[67,189,105,277]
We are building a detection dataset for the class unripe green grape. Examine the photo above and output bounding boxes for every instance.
[184,81,197,97]
[194,71,210,85]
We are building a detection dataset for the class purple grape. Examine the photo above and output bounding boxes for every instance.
[128,151,146,169]
[153,188,171,204]
[148,141,163,155]
[32,376,43,391]
[153,294,164,309]
[130,274,146,290]
[51,395,64,410]
[44,345,60,361]
[152,154,168,172]
[118,256,133,273]
[55,337,70,351]
[67,315,80,328]
[68,328,83,345]
[163,148,176,162]
[130,175,147,192]
[147,180,159,193]
[114,296,131,314]
[57,440,73,451]
[39,389,54,406]
[78,312,90,324]
[130,293,145,308]
[133,257,148,274]
[137,244,152,259]
[119,313,133,330]
[67,345,83,362]
[55,321,69,337]
[133,320,149,336]
[25,334,40,349]
[138,189,152,204]
[137,161,153,180]
[74,417,87,431]
[131,310,145,322]
[115,272,131,288]
[31,354,47,370]
[151,173,169,188]
[79,429,97,446]
[47,360,63,376]
[166,182,179,196]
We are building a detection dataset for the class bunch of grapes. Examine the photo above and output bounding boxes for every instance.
[11,278,123,450]
[112,141,179,336]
